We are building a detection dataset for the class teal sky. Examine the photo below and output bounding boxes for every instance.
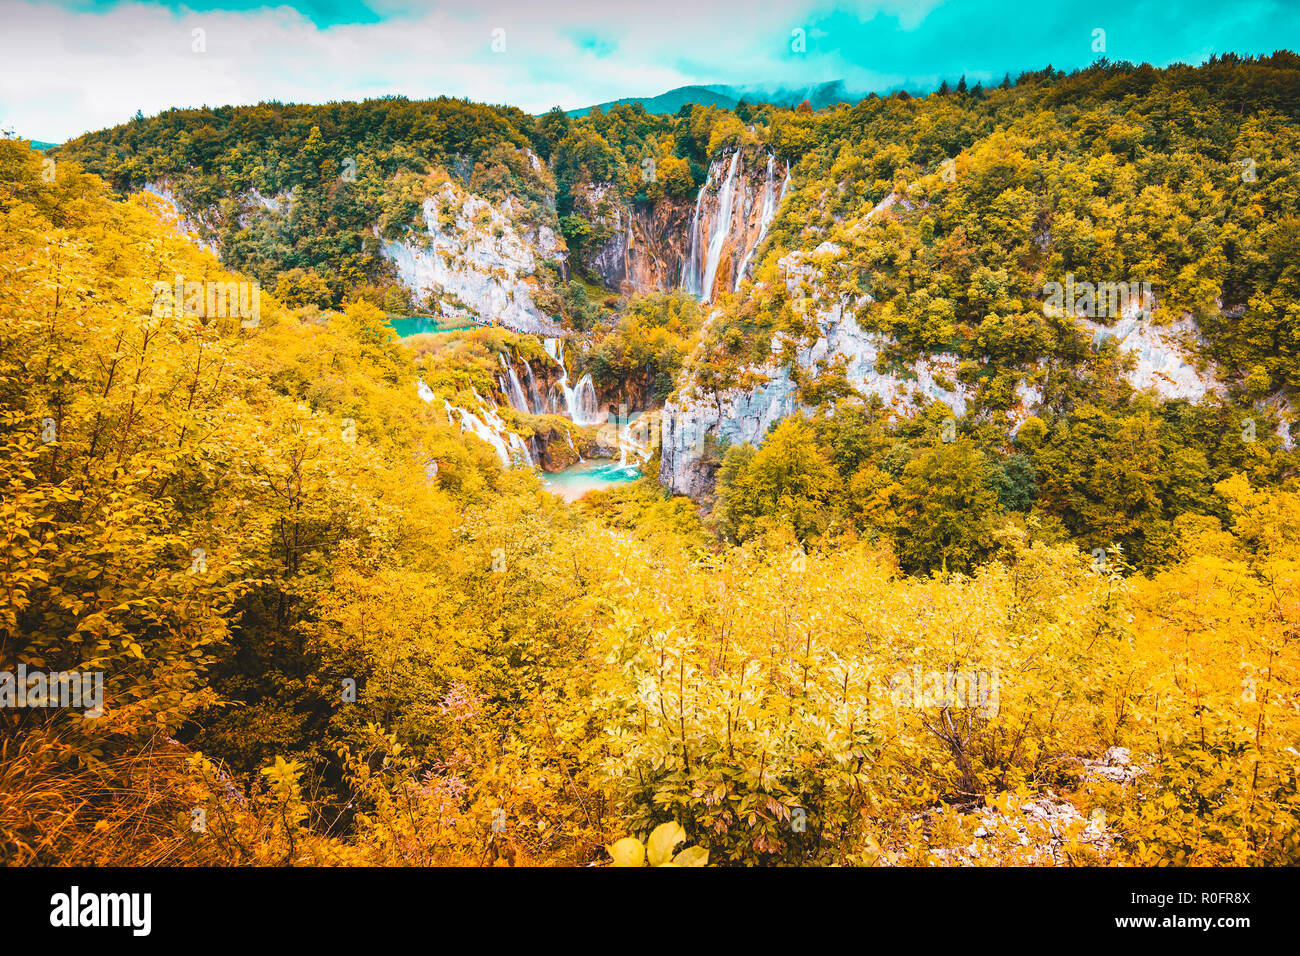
[2,0,1298,141]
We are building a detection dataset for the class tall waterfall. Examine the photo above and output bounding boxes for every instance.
[569,374,599,425]
[523,360,545,414]
[680,166,711,296]
[499,353,531,413]
[700,151,742,304]
[681,151,789,303]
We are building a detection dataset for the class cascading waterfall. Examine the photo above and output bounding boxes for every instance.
[499,353,531,413]
[570,374,599,425]
[565,430,583,463]
[453,403,510,467]
[417,379,524,469]
[523,360,545,414]
[546,339,600,425]
[508,432,535,468]
[680,165,711,295]
[699,151,742,304]
[547,338,566,414]
[552,343,577,419]
[418,336,627,481]
[617,417,633,466]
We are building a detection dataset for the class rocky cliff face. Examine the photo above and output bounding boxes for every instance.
[681,150,790,303]
[381,181,565,335]
[658,225,1273,497]
[1078,311,1222,401]
[144,178,305,258]
[572,182,694,294]
[659,241,979,497]
[661,234,1236,498]
[575,148,790,302]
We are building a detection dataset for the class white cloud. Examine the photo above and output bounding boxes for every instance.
[0,0,941,141]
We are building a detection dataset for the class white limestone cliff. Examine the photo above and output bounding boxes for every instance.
[381,181,563,335]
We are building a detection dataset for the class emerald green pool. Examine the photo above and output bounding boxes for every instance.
[388,314,479,337]
[540,459,641,501]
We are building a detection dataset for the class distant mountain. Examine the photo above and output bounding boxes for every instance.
[2,136,60,150]
[562,85,739,117]
[560,79,907,117]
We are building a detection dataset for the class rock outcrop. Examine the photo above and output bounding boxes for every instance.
[381,181,565,335]
[681,150,790,302]
[659,242,1034,498]
[576,148,790,302]
[659,229,1254,499]
[1079,311,1223,401]
[574,183,695,294]
[141,180,225,257]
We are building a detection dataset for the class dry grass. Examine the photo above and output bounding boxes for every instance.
[0,719,216,866]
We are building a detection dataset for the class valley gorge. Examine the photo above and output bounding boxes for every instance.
[108,111,1293,513]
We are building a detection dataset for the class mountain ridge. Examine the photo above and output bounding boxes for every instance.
[559,79,875,116]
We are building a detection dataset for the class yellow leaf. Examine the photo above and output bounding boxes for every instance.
[647,821,686,866]
[606,837,645,867]
[672,845,709,867]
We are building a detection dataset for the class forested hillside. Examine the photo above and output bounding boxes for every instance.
[54,94,756,316]
[3,52,1299,867]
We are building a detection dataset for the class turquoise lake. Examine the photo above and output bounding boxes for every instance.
[388,315,479,337]
[540,459,641,501]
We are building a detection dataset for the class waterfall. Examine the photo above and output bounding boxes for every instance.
[612,411,653,466]
[734,153,779,291]
[570,374,599,425]
[418,380,525,469]
[454,406,510,467]
[700,151,742,304]
[479,400,535,469]
[523,360,545,414]
[508,432,535,468]
[681,165,712,295]
[565,430,583,463]
[617,416,633,466]
[552,342,577,419]
[548,340,599,425]
[549,338,568,414]
[499,353,531,413]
